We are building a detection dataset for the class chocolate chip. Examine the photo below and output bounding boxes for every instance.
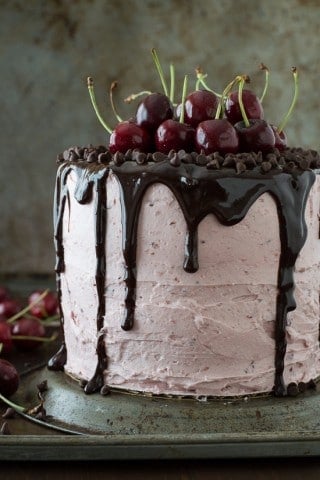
[261,161,272,173]
[287,382,299,397]
[98,152,111,164]
[206,159,220,170]
[135,152,147,165]
[56,153,64,163]
[236,161,246,174]
[222,155,236,168]
[298,382,307,393]
[170,153,181,167]
[181,153,193,164]
[168,150,176,160]
[113,151,125,166]
[87,151,98,163]
[196,154,209,166]
[153,152,167,162]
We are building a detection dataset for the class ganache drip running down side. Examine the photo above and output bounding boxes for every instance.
[49,148,317,396]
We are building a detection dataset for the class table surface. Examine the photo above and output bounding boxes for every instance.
[1,275,320,478]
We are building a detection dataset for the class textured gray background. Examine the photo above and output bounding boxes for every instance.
[1,0,320,273]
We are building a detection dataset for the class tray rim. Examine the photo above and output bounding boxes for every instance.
[0,431,320,461]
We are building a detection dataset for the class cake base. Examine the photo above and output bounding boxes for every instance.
[15,365,320,437]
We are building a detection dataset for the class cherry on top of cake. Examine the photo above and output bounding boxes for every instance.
[85,50,300,158]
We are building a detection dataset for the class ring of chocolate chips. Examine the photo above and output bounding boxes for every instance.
[57,145,320,173]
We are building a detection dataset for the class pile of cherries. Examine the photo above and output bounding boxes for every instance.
[88,52,297,158]
[0,286,58,398]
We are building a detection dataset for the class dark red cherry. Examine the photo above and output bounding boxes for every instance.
[181,90,219,128]
[0,358,19,397]
[234,119,275,153]
[11,317,46,351]
[271,125,287,151]
[109,121,151,154]
[225,89,264,125]
[0,287,10,303]
[155,119,195,154]
[0,322,13,355]
[136,93,173,132]
[28,290,58,319]
[195,119,239,155]
[0,299,20,320]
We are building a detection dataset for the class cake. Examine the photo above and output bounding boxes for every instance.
[48,59,320,398]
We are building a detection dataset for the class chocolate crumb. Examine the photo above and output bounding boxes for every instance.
[37,380,48,393]
[100,385,111,396]
[0,422,11,435]
[2,408,15,419]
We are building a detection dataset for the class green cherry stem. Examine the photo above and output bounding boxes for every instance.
[151,48,169,97]
[109,81,123,123]
[0,393,26,413]
[12,332,58,343]
[277,67,298,134]
[6,290,49,325]
[195,68,221,97]
[259,63,270,103]
[169,62,175,103]
[179,75,188,124]
[87,77,112,134]
[238,75,250,127]
[215,76,241,119]
[124,91,152,103]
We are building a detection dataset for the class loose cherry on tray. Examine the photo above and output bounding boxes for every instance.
[0,358,19,397]
[28,290,58,319]
[0,299,20,320]
[0,322,13,355]
[11,317,46,351]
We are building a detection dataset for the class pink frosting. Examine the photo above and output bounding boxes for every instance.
[60,170,320,396]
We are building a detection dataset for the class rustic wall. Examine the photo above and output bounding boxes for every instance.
[1,0,320,273]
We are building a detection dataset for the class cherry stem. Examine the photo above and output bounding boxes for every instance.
[238,75,250,127]
[278,67,298,134]
[12,332,58,343]
[169,63,175,103]
[215,76,240,119]
[179,75,188,124]
[124,91,152,103]
[6,290,49,325]
[151,48,169,97]
[259,63,269,103]
[0,393,26,413]
[195,67,221,97]
[87,77,112,134]
[109,81,123,123]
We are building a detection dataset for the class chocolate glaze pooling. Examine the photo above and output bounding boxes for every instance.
[49,148,317,396]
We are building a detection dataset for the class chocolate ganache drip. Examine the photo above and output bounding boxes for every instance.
[50,147,317,396]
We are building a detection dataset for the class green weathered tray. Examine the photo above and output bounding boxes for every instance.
[0,364,320,460]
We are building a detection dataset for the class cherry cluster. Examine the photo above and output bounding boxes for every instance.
[87,53,298,158]
[0,286,59,398]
